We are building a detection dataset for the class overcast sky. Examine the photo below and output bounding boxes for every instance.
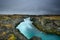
[0,0,60,15]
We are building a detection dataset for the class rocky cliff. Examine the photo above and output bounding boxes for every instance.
[0,15,60,40]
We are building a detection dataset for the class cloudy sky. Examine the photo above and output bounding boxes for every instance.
[0,0,60,15]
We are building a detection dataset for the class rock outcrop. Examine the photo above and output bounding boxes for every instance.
[0,15,60,40]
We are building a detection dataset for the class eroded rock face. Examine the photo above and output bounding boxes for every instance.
[31,16,60,35]
[0,15,27,40]
[0,15,60,40]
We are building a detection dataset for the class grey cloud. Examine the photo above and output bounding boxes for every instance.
[0,0,60,15]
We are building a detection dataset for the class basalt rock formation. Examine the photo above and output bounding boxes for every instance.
[0,15,60,40]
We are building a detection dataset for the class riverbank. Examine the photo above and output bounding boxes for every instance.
[0,15,60,40]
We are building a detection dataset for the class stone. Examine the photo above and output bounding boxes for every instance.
[30,36,42,40]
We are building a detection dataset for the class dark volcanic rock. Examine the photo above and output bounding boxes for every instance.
[0,15,60,40]
[30,36,42,40]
